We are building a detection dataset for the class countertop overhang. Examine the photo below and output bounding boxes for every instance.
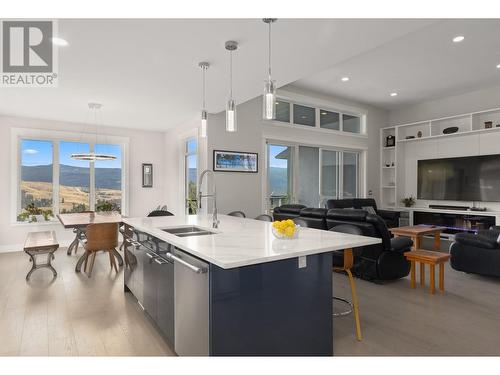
[123,214,381,269]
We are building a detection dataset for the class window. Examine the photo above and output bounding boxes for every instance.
[275,100,290,123]
[16,132,125,222]
[293,104,316,127]
[265,142,361,209]
[59,141,90,213]
[320,110,340,130]
[95,144,122,211]
[267,144,293,210]
[185,138,198,214]
[268,98,365,135]
[343,114,361,133]
[19,140,54,221]
[342,152,359,198]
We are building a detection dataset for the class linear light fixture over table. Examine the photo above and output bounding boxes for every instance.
[225,40,238,132]
[262,18,277,120]
[71,103,117,162]
[199,61,209,138]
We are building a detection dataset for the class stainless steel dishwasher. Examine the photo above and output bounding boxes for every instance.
[169,247,210,356]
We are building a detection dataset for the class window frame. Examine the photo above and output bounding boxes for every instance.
[264,139,362,210]
[264,97,366,136]
[11,127,129,223]
[183,136,199,214]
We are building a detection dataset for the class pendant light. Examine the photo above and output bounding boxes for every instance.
[225,40,238,132]
[198,61,209,138]
[71,103,117,162]
[262,18,277,120]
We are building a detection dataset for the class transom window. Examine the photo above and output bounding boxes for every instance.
[269,99,365,135]
[16,132,125,222]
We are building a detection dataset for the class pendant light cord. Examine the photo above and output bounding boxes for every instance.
[268,21,272,80]
[202,66,206,110]
[229,50,233,98]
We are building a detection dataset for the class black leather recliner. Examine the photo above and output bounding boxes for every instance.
[326,209,413,281]
[326,198,400,228]
[450,227,500,277]
[272,204,306,221]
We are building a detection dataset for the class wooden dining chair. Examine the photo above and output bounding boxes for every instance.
[83,223,119,277]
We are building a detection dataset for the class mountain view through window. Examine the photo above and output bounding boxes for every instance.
[19,139,122,218]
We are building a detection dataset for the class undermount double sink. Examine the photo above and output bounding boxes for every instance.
[161,225,216,238]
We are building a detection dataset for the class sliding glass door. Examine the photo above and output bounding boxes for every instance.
[320,150,339,207]
[267,144,294,210]
[297,146,320,207]
[266,142,360,211]
[342,151,359,199]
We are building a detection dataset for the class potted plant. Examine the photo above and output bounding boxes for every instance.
[17,203,54,223]
[96,200,117,212]
[401,196,416,208]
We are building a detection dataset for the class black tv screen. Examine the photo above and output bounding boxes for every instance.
[417,154,500,202]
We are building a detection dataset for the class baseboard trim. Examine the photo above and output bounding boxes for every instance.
[0,244,24,253]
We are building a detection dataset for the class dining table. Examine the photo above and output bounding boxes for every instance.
[57,211,124,272]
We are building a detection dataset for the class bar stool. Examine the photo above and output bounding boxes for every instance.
[254,214,273,222]
[227,211,246,218]
[329,224,364,341]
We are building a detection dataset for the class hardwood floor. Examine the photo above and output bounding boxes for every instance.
[333,260,500,355]
[1,247,499,356]
[0,249,174,356]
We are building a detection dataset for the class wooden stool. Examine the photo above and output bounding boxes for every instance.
[333,247,363,341]
[24,231,59,281]
[404,249,451,294]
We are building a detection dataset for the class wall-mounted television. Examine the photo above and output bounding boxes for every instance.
[417,154,500,202]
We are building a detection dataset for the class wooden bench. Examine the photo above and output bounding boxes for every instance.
[24,231,59,281]
[404,249,451,294]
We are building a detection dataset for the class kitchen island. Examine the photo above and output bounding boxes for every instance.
[122,214,381,356]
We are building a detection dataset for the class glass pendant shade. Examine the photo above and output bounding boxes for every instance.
[200,110,207,138]
[263,79,276,120]
[71,153,117,161]
[226,99,237,132]
[70,103,116,162]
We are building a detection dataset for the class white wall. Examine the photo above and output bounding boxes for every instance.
[0,115,167,251]
[388,84,500,211]
[204,87,389,218]
[389,84,500,125]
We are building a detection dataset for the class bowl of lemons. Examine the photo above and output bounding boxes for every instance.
[272,219,300,239]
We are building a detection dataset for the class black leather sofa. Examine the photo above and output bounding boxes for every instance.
[449,226,500,277]
[326,198,400,228]
[272,204,306,221]
[272,205,413,281]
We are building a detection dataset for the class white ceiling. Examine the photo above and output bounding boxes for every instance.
[291,19,500,110]
[0,19,433,131]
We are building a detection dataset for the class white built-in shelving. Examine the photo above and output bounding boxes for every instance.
[380,106,500,209]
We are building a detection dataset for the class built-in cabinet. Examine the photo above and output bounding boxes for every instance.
[380,107,500,210]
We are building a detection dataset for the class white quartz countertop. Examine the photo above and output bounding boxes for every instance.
[122,214,381,269]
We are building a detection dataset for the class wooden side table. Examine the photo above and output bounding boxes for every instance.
[389,225,444,251]
[404,249,451,294]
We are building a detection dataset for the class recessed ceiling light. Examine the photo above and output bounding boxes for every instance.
[390,92,398,97]
[51,37,68,46]
[452,35,465,43]
[497,64,500,69]
[341,77,350,82]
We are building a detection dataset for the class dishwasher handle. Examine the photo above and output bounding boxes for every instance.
[166,252,208,274]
